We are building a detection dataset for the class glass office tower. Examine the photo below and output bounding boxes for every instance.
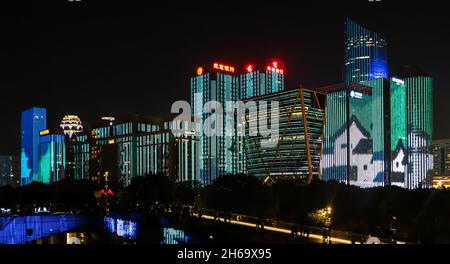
[72,133,90,181]
[345,18,388,85]
[38,131,66,184]
[20,107,46,186]
[321,79,406,188]
[72,115,198,187]
[361,78,407,187]
[243,88,326,184]
[240,61,285,100]
[321,83,374,187]
[191,63,242,185]
[404,76,433,188]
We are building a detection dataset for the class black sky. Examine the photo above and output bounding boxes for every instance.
[1,0,449,155]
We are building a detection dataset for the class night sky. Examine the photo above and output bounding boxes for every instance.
[1,1,449,155]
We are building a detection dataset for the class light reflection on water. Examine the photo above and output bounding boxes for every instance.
[162,228,187,244]
[103,216,137,239]
[1,215,192,244]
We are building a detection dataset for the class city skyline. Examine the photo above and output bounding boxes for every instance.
[2,1,450,247]
[1,1,449,157]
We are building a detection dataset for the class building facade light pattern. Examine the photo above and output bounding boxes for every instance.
[60,115,83,138]
[20,107,46,186]
[344,18,387,85]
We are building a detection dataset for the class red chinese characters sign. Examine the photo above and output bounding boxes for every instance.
[266,60,284,75]
[212,62,235,74]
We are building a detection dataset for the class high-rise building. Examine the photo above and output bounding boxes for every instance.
[345,18,388,85]
[72,132,90,181]
[0,155,20,187]
[72,115,198,187]
[431,139,450,176]
[60,115,83,138]
[191,62,243,185]
[38,130,66,184]
[361,78,407,187]
[243,88,326,184]
[240,60,285,99]
[321,78,407,188]
[321,83,375,187]
[21,107,46,186]
[403,75,433,188]
[60,115,83,180]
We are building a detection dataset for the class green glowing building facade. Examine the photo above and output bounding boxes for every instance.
[321,78,407,188]
[403,76,433,188]
[38,131,66,184]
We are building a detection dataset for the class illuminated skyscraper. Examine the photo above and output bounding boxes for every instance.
[345,18,388,85]
[191,62,243,185]
[243,88,326,184]
[403,75,433,188]
[361,78,407,187]
[20,107,46,186]
[72,115,198,187]
[240,60,285,99]
[321,83,375,187]
[60,115,83,138]
[321,78,407,188]
[38,130,66,184]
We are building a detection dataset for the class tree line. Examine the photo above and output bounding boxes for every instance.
[1,174,450,243]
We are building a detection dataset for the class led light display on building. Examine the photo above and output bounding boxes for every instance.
[60,115,83,138]
[321,79,408,188]
[321,84,375,187]
[404,76,433,188]
[38,132,66,184]
[20,107,46,186]
[191,64,243,185]
[345,18,388,85]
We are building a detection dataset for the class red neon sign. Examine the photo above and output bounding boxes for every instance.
[196,67,204,76]
[246,64,254,73]
[266,60,284,75]
[213,62,235,74]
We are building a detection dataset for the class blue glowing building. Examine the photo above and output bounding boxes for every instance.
[20,107,46,186]
[344,18,388,85]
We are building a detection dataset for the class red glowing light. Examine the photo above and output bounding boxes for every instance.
[213,62,235,73]
[272,61,278,69]
[196,67,204,76]
[246,64,254,73]
[266,60,284,75]
[99,189,114,196]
